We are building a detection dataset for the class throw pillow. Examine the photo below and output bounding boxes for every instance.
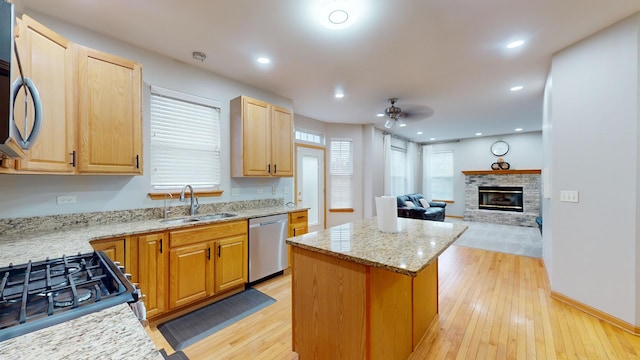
[404,200,416,208]
[419,198,431,208]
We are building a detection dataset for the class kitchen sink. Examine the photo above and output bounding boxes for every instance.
[159,217,201,225]
[196,213,236,221]
[159,213,236,225]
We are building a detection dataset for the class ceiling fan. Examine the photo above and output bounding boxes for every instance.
[382,98,434,129]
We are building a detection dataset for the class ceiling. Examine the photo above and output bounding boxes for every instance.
[20,0,640,142]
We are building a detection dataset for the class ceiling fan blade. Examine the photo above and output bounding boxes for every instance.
[402,105,434,119]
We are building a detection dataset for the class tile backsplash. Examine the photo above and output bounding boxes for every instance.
[0,198,283,237]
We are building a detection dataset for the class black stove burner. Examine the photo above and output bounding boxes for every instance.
[0,251,137,342]
[52,288,92,308]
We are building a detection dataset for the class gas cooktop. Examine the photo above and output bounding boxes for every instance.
[0,251,137,342]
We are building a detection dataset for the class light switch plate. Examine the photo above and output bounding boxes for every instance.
[272,186,277,195]
[57,195,76,204]
[560,190,579,203]
[257,188,264,194]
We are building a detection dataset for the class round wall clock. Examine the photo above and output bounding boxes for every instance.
[490,140,509,156]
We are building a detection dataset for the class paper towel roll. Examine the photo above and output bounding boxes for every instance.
[375,196,398,233]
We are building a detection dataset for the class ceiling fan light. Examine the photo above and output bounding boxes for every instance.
[384,119,393,129]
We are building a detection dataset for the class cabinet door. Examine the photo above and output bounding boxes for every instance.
[271,105,293,177]
[77,46,142,174]
[242,97,271,176]
[169,241,214,309]
[90,237,125,265]
[138,233,167,318]
[14,16,74,173]
[215,234,247,292]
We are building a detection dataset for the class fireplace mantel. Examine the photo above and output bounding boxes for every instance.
[462,169,541,175]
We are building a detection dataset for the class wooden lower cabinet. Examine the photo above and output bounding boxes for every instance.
[288,210,309,267]
[137,233,168,318]
[169,240,215,309]
[215,234,248,292]
[90,237,125,265]
[167,220,248,311]
[90,220,248,319]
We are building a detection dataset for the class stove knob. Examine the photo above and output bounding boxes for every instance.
[113,261,121,267]
[117,266,125,273]
[125,273,132,281]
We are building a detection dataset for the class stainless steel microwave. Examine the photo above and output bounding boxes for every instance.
[0,0,42,159]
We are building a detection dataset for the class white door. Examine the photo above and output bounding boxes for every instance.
[296,146,325,233]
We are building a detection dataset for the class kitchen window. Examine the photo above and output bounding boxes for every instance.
[329,139,353,210]
[149,86,221,193]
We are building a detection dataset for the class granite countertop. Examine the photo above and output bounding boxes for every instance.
[0,205,304,266]
[0,205,305,358]
[286,217,468,277]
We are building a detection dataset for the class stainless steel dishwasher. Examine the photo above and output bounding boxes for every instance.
[248,214,288,283]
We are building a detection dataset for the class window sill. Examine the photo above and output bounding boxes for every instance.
[329,208,355,213]
[148,190,223,200]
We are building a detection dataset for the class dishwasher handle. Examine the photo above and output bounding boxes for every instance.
[249,219,287,228]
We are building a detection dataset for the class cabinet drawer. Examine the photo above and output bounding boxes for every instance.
[169,220,247,248]
[289,211,308,225]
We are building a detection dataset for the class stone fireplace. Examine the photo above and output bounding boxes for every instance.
[462,170,541,227]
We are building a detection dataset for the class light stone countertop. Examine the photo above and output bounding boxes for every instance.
[0,205,303,266]
[286,216,468,277]
[0,205,305,358]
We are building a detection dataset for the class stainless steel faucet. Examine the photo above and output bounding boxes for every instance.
[163,193,173,219]
[180,184,199,215]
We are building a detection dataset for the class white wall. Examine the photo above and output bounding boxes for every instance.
[0,10,295,219]
[424,132,543,216]
[549,13,639,325]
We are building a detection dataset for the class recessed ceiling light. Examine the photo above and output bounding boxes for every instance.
[475,132,483,136]
[430,137,436,141]
[334,92,344,98]
[257,57,271,64]
[507,40,525,49]
[398,122,407,127]
[510,85,524,91]
[376,113,384,117]
[515,128,523,132]
[328,9,349,24]
[319,1,358,29]
[417,131,423,135]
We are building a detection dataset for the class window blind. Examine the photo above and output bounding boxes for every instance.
[150,86,221,191]
[330,139,353,208]
[429,150,454,200]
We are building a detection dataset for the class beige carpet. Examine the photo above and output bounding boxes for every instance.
[447,218,542,258]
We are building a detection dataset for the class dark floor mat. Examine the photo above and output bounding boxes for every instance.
[157,288,276,351]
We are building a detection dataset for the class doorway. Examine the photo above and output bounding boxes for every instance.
[295,145,325,233]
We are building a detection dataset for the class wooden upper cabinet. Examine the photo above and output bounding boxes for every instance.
[77,46,142,174]
[14,16,75,173]
[230,96,294,177]
[271,105,293,176]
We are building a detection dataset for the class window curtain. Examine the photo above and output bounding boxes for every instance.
[406,141,417,193]
[383,134,391,195]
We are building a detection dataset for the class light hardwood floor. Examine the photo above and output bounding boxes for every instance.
[146,245,640,359]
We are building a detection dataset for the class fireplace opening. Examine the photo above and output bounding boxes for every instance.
[478,186,523,212]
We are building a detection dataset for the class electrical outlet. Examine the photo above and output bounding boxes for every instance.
[560,190,579,203]
[231,188,240,196]
[272,186,277,195]
[57,195,76,204]
[257,188,264,194]
[283,186,289,194]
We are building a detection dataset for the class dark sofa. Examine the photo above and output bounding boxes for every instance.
[396,193,446,221]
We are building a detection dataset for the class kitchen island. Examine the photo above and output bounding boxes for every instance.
[286,217,467,360]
